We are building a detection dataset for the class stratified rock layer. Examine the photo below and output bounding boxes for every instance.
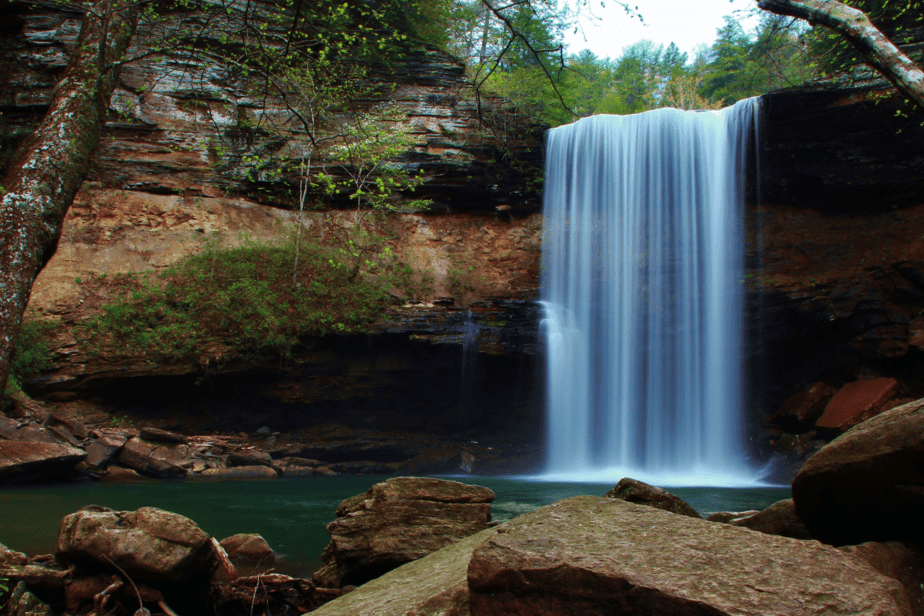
[792,397,924,547]
[0,441,86,483]
[467,496,910,616]
[312,477,494,587]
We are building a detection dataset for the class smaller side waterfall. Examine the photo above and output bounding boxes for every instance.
[541,100,759,486]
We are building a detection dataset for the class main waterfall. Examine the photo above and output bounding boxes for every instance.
[541,100,759,485]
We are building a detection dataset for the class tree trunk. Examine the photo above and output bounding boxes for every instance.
[757,0,924,109]
[0,0,138,393]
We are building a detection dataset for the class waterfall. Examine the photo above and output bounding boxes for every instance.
[540,100,759,486]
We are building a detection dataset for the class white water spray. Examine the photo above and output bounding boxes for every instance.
[541,100,759,486]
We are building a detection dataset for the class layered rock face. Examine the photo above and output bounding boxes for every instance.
[0,3,543,212]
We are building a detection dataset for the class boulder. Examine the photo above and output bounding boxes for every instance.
[6,582,53,616]
[227,449,274,467]
[0,542,29,566]
[139,427,187,444]
[117,438,186,478]
[311,528,497,616]
[604,477,701,518]
[720,499,813,540]
[196,466,279,479]
[219,534,275,563]
[816,377,899,430]
[312,477,494,588]
[776,381,836,426]
[467,496,911,615]
[84,434,127,469]
[792,397,924,547]
[56,506,217,583]
[0,441,86,483]
[841,541,924,616]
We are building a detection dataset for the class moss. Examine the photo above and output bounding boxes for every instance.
[77,237,417,363]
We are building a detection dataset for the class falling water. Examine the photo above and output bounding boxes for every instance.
[541,100,759,486]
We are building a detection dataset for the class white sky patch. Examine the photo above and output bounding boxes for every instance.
[562,0,763,61]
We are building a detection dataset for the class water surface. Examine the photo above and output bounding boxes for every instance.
[0,477,789,577]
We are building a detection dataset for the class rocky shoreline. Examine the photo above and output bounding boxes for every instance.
[3,397,924,615]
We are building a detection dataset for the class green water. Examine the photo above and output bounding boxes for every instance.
[0,477,789,578]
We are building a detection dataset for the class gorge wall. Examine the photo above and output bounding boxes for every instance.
[3,0,924,478]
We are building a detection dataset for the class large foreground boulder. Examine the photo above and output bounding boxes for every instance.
[312,528,498,616]
[467,496,910,615]
[56,505,217,583]
[0,441,86,483]
[312,477,494,588]
[792,397,924,547]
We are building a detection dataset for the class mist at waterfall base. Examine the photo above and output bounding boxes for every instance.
[540,100,761,487]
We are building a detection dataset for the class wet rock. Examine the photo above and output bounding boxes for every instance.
[605,477,701,518]
[792,397,924,547]
[721,499,813,540]
[0,564,71,594]
[816,377,899,430]
[197,466,279,479]
[219,534,275,564]
[840,541,924,616]
[139,427,187,444]
[116,438,186,478]
[84,434,127,469]
[56,506,217,583]
[0,441,86,483]
[99,466,146,482]
[0,542,29,566]
[6,582,54,616]
[227,449,273,467]
[468,496,911,615]
[311,527,497,616]
[774,381,836,427]
[312,477,494,588]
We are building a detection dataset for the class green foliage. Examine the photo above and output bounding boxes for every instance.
[804,0,924,77]
[318,104,431,213]
[11,319,58,380]
[78,236,416,363]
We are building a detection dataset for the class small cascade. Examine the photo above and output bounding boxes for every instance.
[541,100,759,486]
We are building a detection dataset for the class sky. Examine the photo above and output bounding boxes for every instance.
[561,0,763,61]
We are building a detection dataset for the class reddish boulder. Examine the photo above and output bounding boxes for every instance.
[56,506,216,583]
[219,534,275,564]
[117,438,186,478]
[816,377,898,429]
[312,477,494,588]
[0,441,86,483]
[841,541,924,616]
[777,381,836,425]
[605,477,701,518]
[468,496,910,615]
[722,499,813,540]
[792,397,924,547]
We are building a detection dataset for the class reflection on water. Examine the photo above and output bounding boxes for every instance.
[0,476,790,578]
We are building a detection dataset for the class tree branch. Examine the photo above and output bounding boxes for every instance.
[757,0,924,108]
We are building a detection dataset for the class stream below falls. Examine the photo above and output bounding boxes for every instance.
[0,477,790,578]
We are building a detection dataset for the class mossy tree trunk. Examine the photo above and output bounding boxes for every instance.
[0,0,138,394]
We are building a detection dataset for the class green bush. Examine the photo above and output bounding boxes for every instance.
[11,319,58,380]
[79,238,409,363]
